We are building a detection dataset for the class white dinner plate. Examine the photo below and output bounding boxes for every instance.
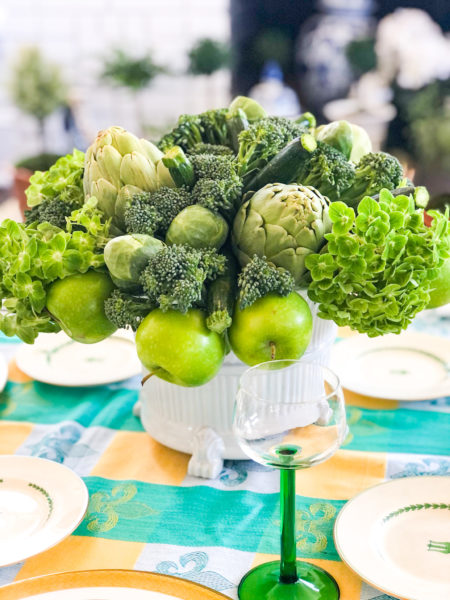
[331,332,450,400]
[16,330,141,386]
[334,476,450,600]
[0,569,229,599]
[0,455,89,567]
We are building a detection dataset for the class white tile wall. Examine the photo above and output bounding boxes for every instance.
[0,0,231,165]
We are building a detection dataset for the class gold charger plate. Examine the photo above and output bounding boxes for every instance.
[0,569,230,599]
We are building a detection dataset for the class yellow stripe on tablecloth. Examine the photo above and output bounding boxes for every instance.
[90,430,189,485]
[295,449,386,500]
[14,536,145,583]
[8,358,32,383]
[0,422,33,454]
[251,552,361,599]
[344,389,399,410]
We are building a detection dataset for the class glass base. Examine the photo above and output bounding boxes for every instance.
[238,560,339,600]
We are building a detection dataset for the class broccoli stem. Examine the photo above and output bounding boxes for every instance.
[227,108,249,152]
[162,146,195,188]
[206,253,237,334]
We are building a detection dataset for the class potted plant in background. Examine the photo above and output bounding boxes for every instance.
[101,48,165,136]
[10,46,67,216]
[187,38,230,107]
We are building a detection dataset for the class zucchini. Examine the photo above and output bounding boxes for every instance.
[206,253,238,334]
[243,133,317,193]
[162,146,195,188]
[371,185,429,210]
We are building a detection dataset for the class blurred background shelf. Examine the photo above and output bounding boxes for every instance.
[0,0,448,217]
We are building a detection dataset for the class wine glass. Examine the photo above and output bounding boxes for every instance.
[233,360,347,600]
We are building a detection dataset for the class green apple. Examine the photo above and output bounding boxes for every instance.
[427,257,450,309]
[46,271,117,343]
[228,292,313,366]
[136,308,226,386]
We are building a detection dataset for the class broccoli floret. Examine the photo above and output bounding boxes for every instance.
[237,116,307,183]
[158,109,230,152]
[124,187,193,237]
[193,178,242,221]
[295,143,356,202]
[25,198,80,229]
[238,255,295,309]
[140,245,226,313]
[188,153,243,220]
[190,153,234,181]
[187,143,234,157]
[339,152,403,209]
[104,289,155,331]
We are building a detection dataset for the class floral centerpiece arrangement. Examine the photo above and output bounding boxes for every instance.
[0,96,448,388]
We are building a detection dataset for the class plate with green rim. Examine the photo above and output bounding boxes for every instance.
[331,332,450,401]
[0,569,230,599]
[0,455,88,567]
[334,476,450,600]
[15,330,141,387]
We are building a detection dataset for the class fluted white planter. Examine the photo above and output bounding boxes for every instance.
[137,292,337,478]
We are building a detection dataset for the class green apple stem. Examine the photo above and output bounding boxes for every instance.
[141,372,154,386]
[270,341,276,360]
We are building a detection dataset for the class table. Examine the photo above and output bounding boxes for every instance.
[0,311,449,600]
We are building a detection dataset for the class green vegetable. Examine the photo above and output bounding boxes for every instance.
[206,253,237,334]
[315,120,372,163]
[104,288,155,331]
[0,200,110,343]
[236,116,308,185]
[190,152,243,221]
[305,192,450,336]
[140,245,226,313]
[166,205,229,249]
[372,185,429,209]
[25,149,85,208]
[190,153,234,181]
[158,108,231,153]
[84,126,167,227]
[315,121,354,160]
[295,142,355,201]
[104,233,164,283]
[161,146,195,188]
[227,96,267,151]
[124,187,193,237]
[295,112,316,129]
[25,197,81,229]
[238,255,295,309]
[339,152,403,209]
[243,133,317,193]
[228,96,267,122]
[232,183,331,287]
[187,143,234,157]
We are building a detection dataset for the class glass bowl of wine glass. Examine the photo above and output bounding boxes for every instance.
[233,359,347,600]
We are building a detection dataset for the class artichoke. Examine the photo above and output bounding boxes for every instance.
[83,126,174,229]
[232,183,331,287]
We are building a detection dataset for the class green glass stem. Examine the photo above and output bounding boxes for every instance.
[280,468,298,584]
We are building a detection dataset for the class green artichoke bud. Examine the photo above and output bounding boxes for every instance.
[166,205,229,250]
[84,126,174,228]
[232,183,331,287]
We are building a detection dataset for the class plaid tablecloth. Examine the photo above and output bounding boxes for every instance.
[0,311,449,600]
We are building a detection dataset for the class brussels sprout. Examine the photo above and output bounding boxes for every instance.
[348,123,372,162]
[315,120,372,162]
[228,96,267,121]
[104,234,164,283]
[315,121,353,159]
[166,205,229,249]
